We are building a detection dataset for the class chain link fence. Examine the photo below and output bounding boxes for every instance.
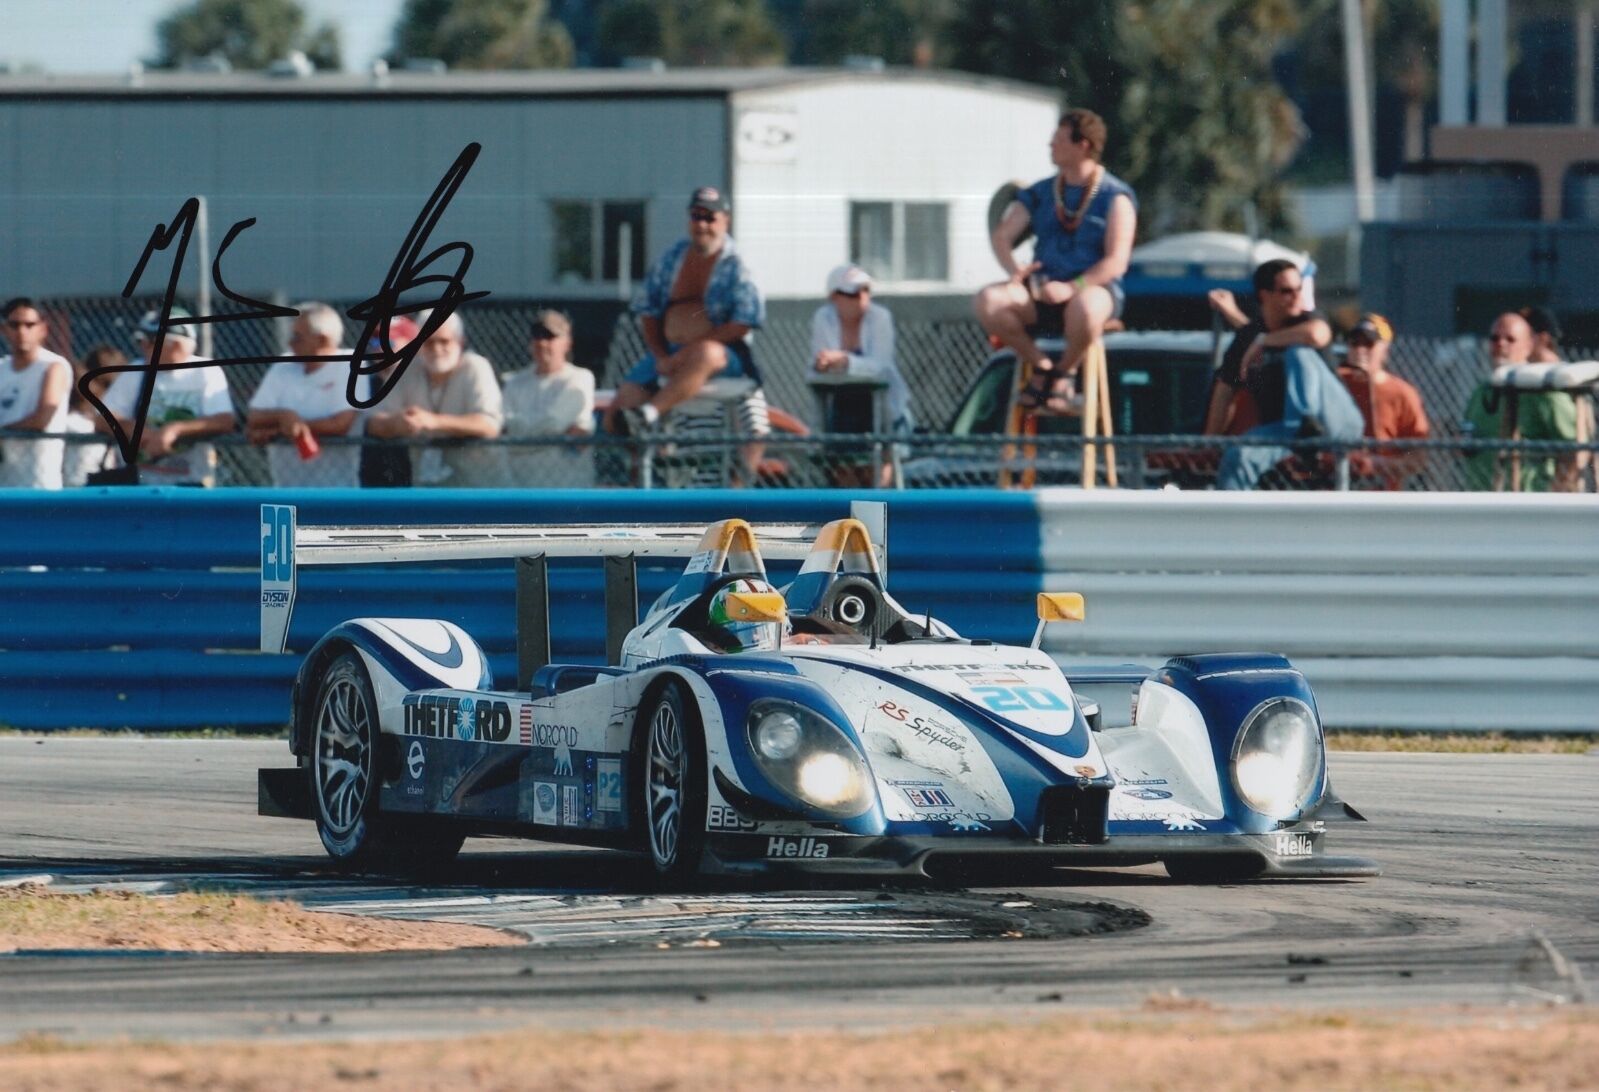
[6,429,1595,493]
[11,294,1595,492]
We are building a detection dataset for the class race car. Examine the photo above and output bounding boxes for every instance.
[256,502,1376,881]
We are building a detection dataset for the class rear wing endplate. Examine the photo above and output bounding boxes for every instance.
[258,501,888,663]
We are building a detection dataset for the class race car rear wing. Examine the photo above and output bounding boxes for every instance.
[259,502,888,678]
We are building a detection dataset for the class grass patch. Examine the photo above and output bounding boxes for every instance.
[1326,731,1594,754]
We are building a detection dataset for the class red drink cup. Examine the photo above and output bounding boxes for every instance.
[296,430,321,460]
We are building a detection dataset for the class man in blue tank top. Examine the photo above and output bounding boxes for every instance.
[974,108,1137,415]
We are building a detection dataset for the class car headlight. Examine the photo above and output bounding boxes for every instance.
[1230,696,1322,821]
[746,699,872,818]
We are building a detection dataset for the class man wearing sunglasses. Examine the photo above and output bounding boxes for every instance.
[606,186,765,444]
[1461,310,1581,491]
[1204,259,1362,490]
[0,298,72,489]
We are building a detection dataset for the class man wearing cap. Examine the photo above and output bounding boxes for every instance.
[500,309,595,488]
[0,297,71,489]
[810,264,913,487]
[974,108,1137,415]
[98,307,236,486]
[1462,311,1580,491]
[245,302,368,488]
[1336,313,1431,490]
[606,186,765,442]
[367,309,503,488]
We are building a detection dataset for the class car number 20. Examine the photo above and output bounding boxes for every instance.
[969,685,1069,714]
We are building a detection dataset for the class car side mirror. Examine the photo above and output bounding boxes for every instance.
[1032,592,1084,649]
[724,591,787,624]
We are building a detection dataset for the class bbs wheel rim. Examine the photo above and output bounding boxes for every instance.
[646,697,685,868]
[315,672,373,836]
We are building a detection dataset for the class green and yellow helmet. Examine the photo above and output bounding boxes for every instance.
[706,578,782,652]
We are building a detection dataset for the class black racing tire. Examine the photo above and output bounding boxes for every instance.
[638,682,708,882]
[819,574,882,635]
[1163,855,1267,883]
[307,650,463,874]
[308,651,387,866]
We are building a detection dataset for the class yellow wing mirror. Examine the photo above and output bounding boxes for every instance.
[1032,592,1084,649]
[723,591,788,624]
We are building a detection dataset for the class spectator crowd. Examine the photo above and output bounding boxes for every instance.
[1,112,1593,494]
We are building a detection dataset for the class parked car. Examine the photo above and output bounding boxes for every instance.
[903,331,1219,488]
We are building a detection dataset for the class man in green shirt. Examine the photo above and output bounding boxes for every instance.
[1461,312,1578,491]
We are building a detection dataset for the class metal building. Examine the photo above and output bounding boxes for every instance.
[0,67,1058,302]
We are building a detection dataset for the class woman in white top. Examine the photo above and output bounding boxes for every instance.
[809,264,913,487]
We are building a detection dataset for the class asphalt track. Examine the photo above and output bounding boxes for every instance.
[0,738,1595,1041]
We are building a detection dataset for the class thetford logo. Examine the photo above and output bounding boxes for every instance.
[766,837,829,859]
[403,694,512,742]
[876,701,964,752]
[898,662,1049,673]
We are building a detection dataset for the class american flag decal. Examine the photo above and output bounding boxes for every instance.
[519,703,532,745]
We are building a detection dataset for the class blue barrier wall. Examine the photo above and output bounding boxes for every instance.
[0,488,1044,729]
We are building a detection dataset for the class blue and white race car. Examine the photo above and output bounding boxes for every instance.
[257,503,1375,881]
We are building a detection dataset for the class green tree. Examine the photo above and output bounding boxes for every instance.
[942,0,1305,237]
[1299,0,1439,164]
[1117,1,1306,235]
[595,0,784,67]
[154,0,341,70]
[788,0,954,67]
[392,0,573,69]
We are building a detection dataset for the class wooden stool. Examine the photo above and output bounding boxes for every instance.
[1078,341,1116,489]
[1001,341,1117,490]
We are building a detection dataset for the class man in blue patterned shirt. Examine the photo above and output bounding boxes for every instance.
[605,186,766,439]
[974,108,1137,416]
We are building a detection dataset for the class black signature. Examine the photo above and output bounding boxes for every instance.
[81,142,490,470]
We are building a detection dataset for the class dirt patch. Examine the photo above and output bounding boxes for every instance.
[0,887,520,954]
[1,1007,1595,1090]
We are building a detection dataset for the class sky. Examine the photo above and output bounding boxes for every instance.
[2,0,405,74]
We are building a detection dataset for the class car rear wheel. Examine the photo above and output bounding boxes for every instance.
[640,682,706,881]
[309,650,463,873]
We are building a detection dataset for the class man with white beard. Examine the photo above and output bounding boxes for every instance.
[367,309,503,487]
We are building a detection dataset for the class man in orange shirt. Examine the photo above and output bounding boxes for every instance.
[1337,313,1431,489]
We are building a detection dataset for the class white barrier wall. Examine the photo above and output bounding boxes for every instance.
[1037,491,1599,732]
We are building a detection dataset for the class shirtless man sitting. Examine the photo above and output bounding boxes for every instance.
[604,187,765,439]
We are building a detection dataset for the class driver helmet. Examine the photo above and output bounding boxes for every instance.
[706,577,782,653]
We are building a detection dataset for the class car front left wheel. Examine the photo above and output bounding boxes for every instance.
[639,682,707,881]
